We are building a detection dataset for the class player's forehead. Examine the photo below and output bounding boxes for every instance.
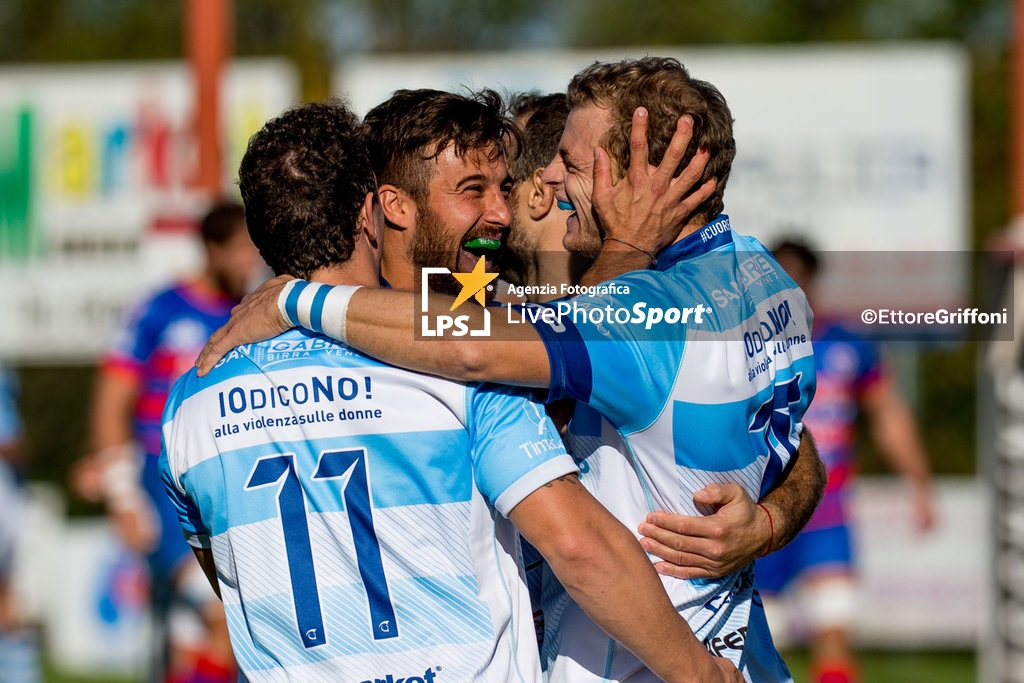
[558,104,613,165]
[426,142,509,191]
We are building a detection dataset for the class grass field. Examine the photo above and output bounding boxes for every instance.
[45,649,977,683]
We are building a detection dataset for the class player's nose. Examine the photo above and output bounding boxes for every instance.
[541,156,564,192]
[484,187,513,226]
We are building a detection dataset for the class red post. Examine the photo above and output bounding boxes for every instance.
[186,0,232,197]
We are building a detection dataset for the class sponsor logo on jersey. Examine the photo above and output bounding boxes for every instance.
[359,666,440,683]
[710,254,779,308]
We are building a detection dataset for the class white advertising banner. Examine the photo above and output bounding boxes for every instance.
[0,59,299,363]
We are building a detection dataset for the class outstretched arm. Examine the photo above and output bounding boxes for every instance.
[196,280,552,385]
[196,109,713,379]
[638,429,826,580]
[510,475,742,683]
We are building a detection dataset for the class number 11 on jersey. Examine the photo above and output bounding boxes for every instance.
[246,448,399,648]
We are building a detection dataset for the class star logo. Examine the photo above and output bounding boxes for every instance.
[449,255,498,311]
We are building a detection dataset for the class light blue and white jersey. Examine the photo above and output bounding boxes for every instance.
[160,328,577,683]
[529,215,814,682]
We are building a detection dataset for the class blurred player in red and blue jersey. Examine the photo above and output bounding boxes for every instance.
[73,202,263,683]
[754,238,937,683]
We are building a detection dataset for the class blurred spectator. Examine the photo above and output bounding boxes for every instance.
[71,202,263,683]
[756,238,937,683]
[0,364,41,683]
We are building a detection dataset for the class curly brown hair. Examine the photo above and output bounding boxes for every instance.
[238,100,375,279]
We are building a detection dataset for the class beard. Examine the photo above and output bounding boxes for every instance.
[408,204,463,297]
[500,216,538,288]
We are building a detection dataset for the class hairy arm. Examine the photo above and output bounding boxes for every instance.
[639,429,826,580]
[345,287,551,385]
[197,279,551,384]
[510,475,741,683]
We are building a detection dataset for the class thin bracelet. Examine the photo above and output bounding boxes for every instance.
[602,237,657,267]
[757,503,775,555]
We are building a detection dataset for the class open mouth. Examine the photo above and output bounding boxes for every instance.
[556,198,578,233]
[460,233,506,272]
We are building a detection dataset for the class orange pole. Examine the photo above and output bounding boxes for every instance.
[186,0,232,196]
[1014,0,1024,216]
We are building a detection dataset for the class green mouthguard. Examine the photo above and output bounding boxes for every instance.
[462,237,502,250]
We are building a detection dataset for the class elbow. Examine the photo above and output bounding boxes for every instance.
[434,341,493,382]
[543,533,618,593]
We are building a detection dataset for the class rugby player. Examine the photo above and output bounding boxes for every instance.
[198,59,825,680]
[751,238,934,683]
[497,91,588,303]
[162,100,740,681]
[499,90,824,590]
[76,202,260,683]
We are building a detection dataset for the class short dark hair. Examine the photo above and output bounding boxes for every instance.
[199,201,246,245]
[238,100,375,279]
[507,92,568,184]
[567,57,735,224]
[771,237,820,277]
[363,88,519,200]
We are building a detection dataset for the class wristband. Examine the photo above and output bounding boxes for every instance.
[278,280,363,343]
[99,446,144,510]
[602,237,657,267]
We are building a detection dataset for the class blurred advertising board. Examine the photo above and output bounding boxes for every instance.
[335,44,970,339]
[0,59,298,363]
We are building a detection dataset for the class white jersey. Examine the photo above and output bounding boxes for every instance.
[529,216,814,682]
[160,329,577,683]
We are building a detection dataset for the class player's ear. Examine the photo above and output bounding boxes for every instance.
[359,191,381,249]
[377,184,415,229]
[528,168,554,221]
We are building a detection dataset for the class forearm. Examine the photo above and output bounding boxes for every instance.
[758,428,826,553]
[343,287,551,386]
[869,397,932,485]
[556,526,713,681]
[88,372,138,452]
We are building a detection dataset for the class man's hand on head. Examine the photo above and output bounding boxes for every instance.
[592,108,715,256]
[196,274,295,376]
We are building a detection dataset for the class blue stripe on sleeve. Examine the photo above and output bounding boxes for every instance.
[524,303,593,403]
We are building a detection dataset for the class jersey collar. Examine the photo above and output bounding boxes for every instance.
[655,214,733,271]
